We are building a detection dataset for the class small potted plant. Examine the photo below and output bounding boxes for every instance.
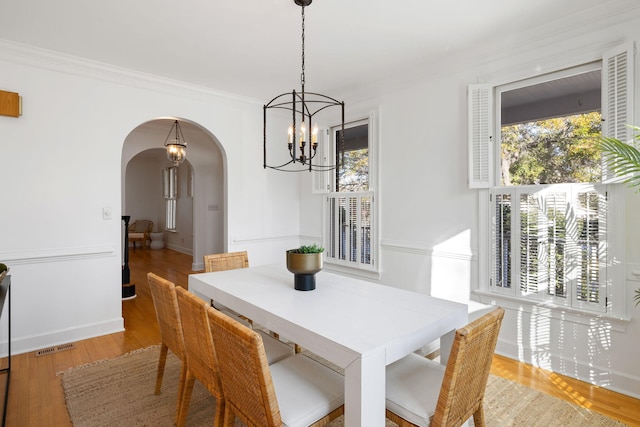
[286,244,324,291]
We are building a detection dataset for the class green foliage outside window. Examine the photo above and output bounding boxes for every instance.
[501,112,602,186]
[339,148,369,192]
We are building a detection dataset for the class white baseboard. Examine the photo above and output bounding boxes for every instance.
[0,317,124,357]
[164,243,192,256]
[496,339,640,400]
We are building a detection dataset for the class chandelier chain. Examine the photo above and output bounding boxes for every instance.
[300,5,306,87]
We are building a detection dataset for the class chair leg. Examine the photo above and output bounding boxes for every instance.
[155,344,169,395]
[223,405,236,427]
[175,363,188,426]
[473,404,486,427]
[176,369,196,427]
[214,398,225,427]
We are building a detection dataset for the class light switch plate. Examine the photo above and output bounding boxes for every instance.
[102,207,112,220]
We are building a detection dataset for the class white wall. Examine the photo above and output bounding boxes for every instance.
[298,6,640,398]
[125,151,164,231]
[0,41,299,355]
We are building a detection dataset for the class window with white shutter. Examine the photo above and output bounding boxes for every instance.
[468,84,493,188]
[474,43,633,315]
[602,42,635,182]
[324,114,378,272]
[490,185,607,312]
[163,167,177,231]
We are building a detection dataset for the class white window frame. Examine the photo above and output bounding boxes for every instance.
[163,167,177,231]
[323,110,380,276]
[472,43,632,321]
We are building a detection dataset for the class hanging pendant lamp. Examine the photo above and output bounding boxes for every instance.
[164,119,187,166]
[263,0,345,172]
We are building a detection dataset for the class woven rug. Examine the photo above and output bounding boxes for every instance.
[61,345,627,426]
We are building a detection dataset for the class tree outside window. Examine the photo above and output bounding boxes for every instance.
[500,112,602,186]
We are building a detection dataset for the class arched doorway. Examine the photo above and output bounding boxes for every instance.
[121,118,226,270]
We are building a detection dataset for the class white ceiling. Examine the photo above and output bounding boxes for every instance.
[0,0,636,101]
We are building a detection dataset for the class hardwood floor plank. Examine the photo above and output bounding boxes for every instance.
[491,354,640,426]
[2,247,638,426]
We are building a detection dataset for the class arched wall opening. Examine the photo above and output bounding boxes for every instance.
[121,118,227,270]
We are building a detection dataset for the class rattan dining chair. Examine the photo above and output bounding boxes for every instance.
[203,251,251,325]
[204,251,298,357]
[207,305,345,427]
[204,251,249,272]
[147,272,188,425]
[385,307,505,427]
[175,286,224,427]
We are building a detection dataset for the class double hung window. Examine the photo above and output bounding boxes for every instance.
[470,43,633,315]
[324,116,377,272]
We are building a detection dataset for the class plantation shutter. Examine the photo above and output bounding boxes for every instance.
[572,187,607,312]
[490,190,514,296]
[602,42,635,181]
[312,127,330,193]
[492,185,606,311]
[326,192,375,268]
[163,167,177,230]
[468,84,493,188]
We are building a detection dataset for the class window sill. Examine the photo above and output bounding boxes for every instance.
[324,260,381,281]
[474,290,631,333]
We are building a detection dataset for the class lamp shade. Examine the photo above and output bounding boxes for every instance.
[164,120,187,166]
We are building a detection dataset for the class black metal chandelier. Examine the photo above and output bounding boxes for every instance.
[164,119,188,166]
[263,0,345,172]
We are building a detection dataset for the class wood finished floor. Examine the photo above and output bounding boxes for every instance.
[2,247,638,426]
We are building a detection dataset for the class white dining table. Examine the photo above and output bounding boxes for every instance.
[188,263,467,427]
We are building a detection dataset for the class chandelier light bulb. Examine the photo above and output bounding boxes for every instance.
[300,122,307,144]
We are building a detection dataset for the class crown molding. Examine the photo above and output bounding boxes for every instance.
[0,39,262,105]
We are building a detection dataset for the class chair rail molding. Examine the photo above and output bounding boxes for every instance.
[231,234,300,245]
[0,246,116,265]
[381,239,476,261]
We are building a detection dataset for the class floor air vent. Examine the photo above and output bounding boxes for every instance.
[35,342,76,357]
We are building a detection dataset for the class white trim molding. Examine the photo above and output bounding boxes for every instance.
[0,246,116,265]
[381,239,476,262]
[495,337,640,400]
[0,317,124,357]
[475,290,630,332]
[0,39,261,104]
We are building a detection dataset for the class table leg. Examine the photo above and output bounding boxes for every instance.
[344,351,386,427]
[439,329,456,365]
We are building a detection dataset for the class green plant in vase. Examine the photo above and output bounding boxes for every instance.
[599,126,640,306]
[290,243,325,254]
[286,244,324,291]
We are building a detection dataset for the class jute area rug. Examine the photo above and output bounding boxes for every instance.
[61,345,627,427]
